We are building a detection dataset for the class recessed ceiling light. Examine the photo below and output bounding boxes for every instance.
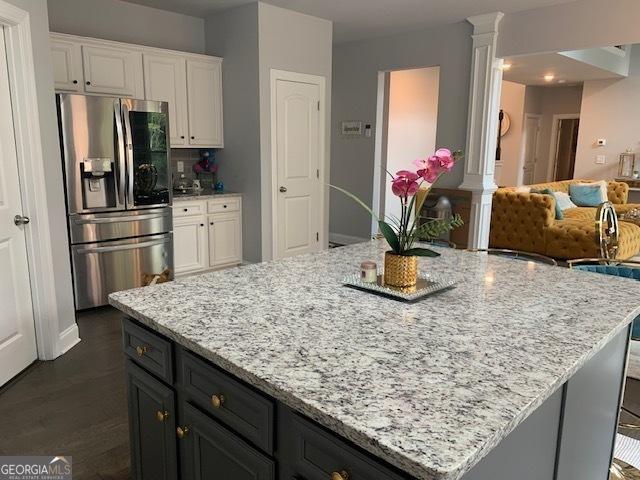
[502,63,512,71]
[557,79,566,84]
[544,74,555,82]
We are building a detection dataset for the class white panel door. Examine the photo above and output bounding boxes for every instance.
[0,30,37,386]
[208,213,241,267]
[522,115,541,185]
[143,53,188,147]
[82,45,144,98]
[50,39,82,92]
[173,215,208,275]
[186,59,223,147]
[274,79,321,259]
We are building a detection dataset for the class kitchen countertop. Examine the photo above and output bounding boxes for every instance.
[172,189,240,201]
[109,240,640,480]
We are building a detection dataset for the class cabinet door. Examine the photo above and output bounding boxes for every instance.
[126,360,178,480]
[186,59,223,147]
[173,214,208,275]
[208,212,241,267]
[143,54,188,147]
[179,402,275,480]
[82,44,144,97]
[50,39,83,92]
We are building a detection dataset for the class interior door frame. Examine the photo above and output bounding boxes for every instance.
[0,1,69,360]
[547,113,580,182]
[269,69,326,261]
[517,113,542,185]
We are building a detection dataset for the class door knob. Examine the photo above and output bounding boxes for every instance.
[14,215,30,226]
[279,186,287,193]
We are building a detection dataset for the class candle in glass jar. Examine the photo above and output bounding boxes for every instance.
[360,261,377,283]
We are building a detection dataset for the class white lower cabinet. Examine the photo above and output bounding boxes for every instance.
[173,197,242,275]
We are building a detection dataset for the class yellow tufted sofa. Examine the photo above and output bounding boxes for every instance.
[490,180,640,260]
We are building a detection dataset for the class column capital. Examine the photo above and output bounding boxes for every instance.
[467,12,504,35]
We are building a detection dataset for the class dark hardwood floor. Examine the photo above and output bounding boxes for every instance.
[0,307,130,480]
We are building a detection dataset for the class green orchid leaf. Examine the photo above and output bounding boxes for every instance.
[328,184,378,221]
[378,220,400,253]
[403,247,441,257]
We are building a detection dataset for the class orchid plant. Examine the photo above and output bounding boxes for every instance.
[332,148,464,257]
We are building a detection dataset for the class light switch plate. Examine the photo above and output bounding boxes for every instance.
[177,161,184,172]
[596,155,606,164]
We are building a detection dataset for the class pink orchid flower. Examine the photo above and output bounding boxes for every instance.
[414,158,439,183]
[433,148,455,171]
[391,170,419,197]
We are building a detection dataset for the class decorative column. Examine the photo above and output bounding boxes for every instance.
[459,12,504,249]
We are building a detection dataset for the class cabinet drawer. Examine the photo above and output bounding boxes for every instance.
[279,407,408,480]
[173,202,205,217]
[178,349,274,454]
[207,197,240,214]
[123,318,173,384]
[179,402,274,480]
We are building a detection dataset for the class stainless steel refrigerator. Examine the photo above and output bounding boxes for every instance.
[58,94,174,310]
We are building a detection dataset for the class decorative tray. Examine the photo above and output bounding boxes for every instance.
[343,272,456,302]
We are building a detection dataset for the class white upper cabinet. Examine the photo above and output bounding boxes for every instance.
[186,59,224,148]
[50,33,224,149]
[51,39,83,92]
[82,45,144,98]
[143,54,188,147]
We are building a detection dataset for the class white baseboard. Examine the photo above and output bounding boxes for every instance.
[57,323,81,356]
[329,232,369,245]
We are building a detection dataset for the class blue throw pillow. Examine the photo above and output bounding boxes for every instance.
[569,184,605,207]
[531,188,564,220]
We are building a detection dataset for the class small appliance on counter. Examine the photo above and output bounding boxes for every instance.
[58,94,174,310]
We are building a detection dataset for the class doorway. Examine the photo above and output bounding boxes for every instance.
[372,66,440,231]
[271,70,325,260]
[550,115,580,181]
[0,26,38,385]
[520,114,542,185]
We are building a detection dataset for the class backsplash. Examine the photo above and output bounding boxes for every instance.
[170,149,201,181]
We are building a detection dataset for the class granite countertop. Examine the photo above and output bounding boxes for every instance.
[172,189,240,201]
[109,240,640,480]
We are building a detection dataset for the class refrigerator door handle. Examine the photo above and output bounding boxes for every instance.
[114,101,126,208]
[72,212,169,225]
[75,237,171,255]
[122,102,134,209]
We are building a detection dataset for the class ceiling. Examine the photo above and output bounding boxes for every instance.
[122,0,575,44]
[502,52,624,86]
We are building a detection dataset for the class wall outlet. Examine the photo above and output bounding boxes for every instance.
[595,155,606,164]
[177,161,184,173]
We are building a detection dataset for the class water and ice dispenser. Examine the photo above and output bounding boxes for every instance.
[81,157,116,210]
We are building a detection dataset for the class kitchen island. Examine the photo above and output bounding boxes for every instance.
[109,240,640,480]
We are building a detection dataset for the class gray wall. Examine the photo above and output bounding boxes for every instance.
[257,2,333,259]
[330,21,472,240]
[5,0,76,352]
[205,4,262,262]
[48,0,205,53]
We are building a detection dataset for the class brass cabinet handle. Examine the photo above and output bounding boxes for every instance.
[330,471,349,480]
[156,410,169,422]
[176,426,189,439]
[135,345,148,356]
[211,394,225,409]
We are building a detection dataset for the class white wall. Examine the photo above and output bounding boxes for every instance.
[205,3,262,262]
[257,2,333,260]
[497,80,526,186]
[384,67,439,222]
[48,0,205,53]
[574,46,640,180]
[330,21,471,241]
[5,0,77,356]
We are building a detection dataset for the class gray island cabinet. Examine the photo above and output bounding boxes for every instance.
[110,240,640,480]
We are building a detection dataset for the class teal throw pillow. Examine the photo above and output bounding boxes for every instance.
[569,184,605,207]
[531,188,564,220]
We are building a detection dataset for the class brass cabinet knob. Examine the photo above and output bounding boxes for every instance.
[156,410,169,422]
[211,394,225,409]
[176,426,189,439]
[135,345,148,356]
[330,471,349,480]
